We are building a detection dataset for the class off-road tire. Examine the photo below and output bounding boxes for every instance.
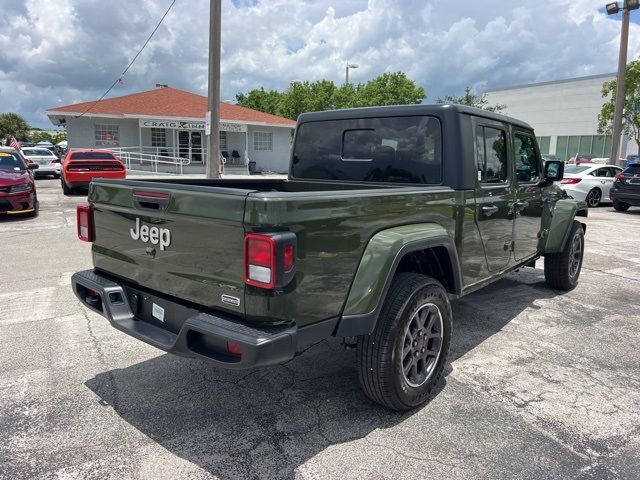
[586,188,601,208]
[544,220,584,291]
[613,200,630,212]
[357,273,452,411]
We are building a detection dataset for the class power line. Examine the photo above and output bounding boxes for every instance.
[77,0,177,118]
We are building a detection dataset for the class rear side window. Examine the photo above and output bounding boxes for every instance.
[70,152,116,160]
[476,126,507,184]
[292,116,442,184]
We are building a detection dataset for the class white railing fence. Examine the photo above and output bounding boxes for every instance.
[108,147,191,174]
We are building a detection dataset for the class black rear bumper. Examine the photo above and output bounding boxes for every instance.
[610,188,640,206]
[71,269,305,369]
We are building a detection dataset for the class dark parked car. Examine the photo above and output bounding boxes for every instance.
[0,147,39,216]
[610,163,640,211]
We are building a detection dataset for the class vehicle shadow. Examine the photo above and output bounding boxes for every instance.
[84,268,558,479]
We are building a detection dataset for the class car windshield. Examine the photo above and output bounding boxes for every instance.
[70,152,116,160]
[564,166,591,174]
[0,151,27,170]
[23,148,53,156]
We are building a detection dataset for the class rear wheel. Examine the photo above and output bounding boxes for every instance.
[544,220,584,291]
[357,273,451,411]
[586,188,601,207]
[61,178,71,195]
[613,200,630,212]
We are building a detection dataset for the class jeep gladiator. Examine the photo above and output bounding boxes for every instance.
[72,105,587,410]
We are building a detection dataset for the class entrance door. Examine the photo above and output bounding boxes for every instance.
[177,130,204,163]
[512,131,544,261]
[474,122,514,272]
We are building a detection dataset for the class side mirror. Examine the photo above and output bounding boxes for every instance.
[542,160,563,184]
[27,163,39,170]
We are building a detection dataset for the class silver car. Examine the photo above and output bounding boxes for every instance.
[21,147,61,178]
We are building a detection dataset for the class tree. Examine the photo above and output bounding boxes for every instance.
[437,86,506,112]
[597,60,640,156]
[234,72,426,120]
[235,87,283,116]
[0,112,30,141]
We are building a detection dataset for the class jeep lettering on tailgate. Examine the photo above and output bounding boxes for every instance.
[130,218,171,250]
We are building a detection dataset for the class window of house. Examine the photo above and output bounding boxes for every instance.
[95,124,119,146]
[476,126,508,184]
[220,131,228,150]
[151,128,166,147]
[254,131,273,151]
[514,133,541,183]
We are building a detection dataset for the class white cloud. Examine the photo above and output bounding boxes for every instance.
[0,0,639,127]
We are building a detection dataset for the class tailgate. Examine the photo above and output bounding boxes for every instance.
[89,179,253,316]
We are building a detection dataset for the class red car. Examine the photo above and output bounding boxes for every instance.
[0,147,39,216]
[61,149,126,194]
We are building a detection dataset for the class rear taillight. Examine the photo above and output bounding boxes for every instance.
[561,177,582,184]
[244,232,296,289]
[77,203,95,242]
[614,172,625,181]
[51,159,60,164]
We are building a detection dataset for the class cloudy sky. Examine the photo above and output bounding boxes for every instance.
[1,0,639,128]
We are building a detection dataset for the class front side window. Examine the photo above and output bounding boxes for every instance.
[292,115,442,184]
[514,133,541,183]
[254,131,273,151]
[476,126,508,184]
[95,124,119,146]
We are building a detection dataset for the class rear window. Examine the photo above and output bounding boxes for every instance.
[23,148,54,156]
[70,151,116,160]
[623,164,640,175]
[564,166,591,174]
[0,151,27,170]
[291,116,442,184]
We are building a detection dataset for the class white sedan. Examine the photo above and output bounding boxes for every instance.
[560,164,623,207]
[21,147,61,178]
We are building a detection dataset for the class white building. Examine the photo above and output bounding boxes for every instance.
[45,86,296,173]
[485,73,638,161]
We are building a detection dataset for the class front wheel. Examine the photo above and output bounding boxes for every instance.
[613,200,630,212]
[357,273,452,411]
[544,220,584,291]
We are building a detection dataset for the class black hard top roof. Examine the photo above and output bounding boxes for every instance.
[297,103,533,130]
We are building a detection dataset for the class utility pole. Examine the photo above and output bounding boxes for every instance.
[345,62,358,84]
[606,0,640,165]
[206,0,221,178]
[610,7,630,166]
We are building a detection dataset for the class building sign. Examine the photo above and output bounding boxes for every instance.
[139,119,205,130]
[139,118,247,132]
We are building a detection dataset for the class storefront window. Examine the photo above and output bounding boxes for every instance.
[254,131,273,151]
[95,124,119,146]
[151,128,166,147]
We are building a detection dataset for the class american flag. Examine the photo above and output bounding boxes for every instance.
[9,137,21,151]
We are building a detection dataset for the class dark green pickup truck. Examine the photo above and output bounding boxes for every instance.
[72,105,587,410]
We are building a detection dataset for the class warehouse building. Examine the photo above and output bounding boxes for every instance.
[45,86,296,173]
[485,73,638,161]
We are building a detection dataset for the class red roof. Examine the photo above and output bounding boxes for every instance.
[46,87,296,127]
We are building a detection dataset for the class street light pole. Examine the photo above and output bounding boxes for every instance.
[206,0,221,179]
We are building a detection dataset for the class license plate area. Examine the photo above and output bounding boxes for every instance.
[123,286,197,335]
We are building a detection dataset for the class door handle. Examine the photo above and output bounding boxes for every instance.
[515,200,529,209]
[482,205,499,216]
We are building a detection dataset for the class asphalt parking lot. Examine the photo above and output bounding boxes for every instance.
[1,178,639,480]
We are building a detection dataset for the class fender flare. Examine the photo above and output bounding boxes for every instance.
[334,223,462,338]
[543,199,588,254]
